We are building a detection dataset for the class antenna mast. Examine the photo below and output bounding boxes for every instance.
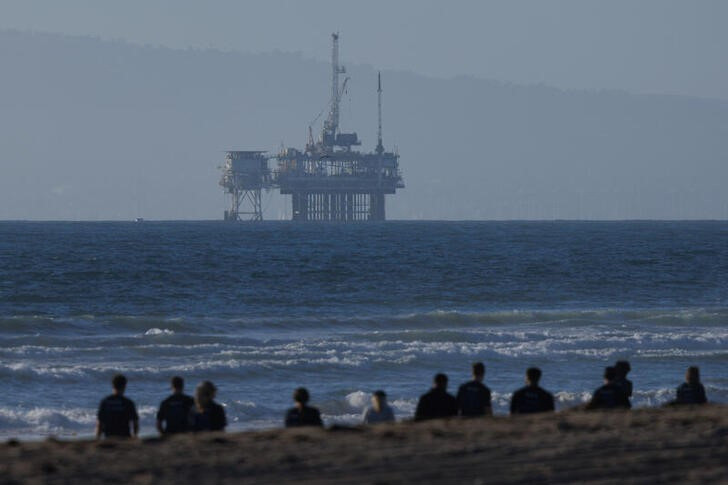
[376,72,384,154]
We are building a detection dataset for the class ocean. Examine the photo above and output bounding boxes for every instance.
[1,221,727,438]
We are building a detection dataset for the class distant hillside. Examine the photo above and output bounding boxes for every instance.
[1,30,727,220]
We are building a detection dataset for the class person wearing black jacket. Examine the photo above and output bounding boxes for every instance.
[456,362,492,417]
[614,360,633,400]
[674,366,708,405]
[96,374,139,439]
[285,387,324,427]
[192,381,226,432]
[510,367,555,415]
[415,373,458,421]
[156,376,194,435]
[586,366,631,410]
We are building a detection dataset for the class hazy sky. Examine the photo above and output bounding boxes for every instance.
[2,0,727,99]
[2,1,727,221]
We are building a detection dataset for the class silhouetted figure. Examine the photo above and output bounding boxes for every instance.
[96,374,139,439]
[586,366,631,410]
[362,390,395,425]
[285,387,324,427]
[456,362,492,417]
[415,373,458,421]
[192,381,226,432]
[614,360,633,399]
[674,366,707,405]
[156,376,195,435]
[510,367,555,415]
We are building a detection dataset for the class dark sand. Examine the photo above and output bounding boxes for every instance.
[2,405,727,484]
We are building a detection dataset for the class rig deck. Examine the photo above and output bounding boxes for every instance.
[219,33,404,221]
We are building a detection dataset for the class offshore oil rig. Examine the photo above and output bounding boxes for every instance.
[220,33,404,221]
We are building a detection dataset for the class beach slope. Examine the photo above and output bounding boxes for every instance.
[2,405,727,484]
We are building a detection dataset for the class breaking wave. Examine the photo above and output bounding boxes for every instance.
[2,307,728,337]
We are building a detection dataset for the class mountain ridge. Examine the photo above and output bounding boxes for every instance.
[1,29,727,220]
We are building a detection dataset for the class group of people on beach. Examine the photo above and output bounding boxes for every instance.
[95,362,709,438]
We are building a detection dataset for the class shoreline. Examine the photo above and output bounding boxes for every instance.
[2,405,727,484]
[5,399,721,443]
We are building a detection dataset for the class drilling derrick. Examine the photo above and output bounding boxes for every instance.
[376,72,384,155]
[219,151,271,221]
[322,33,347,147]
[220,33,403,221]
[274,33,404,221]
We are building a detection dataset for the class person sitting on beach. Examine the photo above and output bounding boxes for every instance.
[586,366,631,410]
[362,390,395,425]
[614,360,633,400]
[191,381,227,432]
[285,387,324,427]
[415,373,458,421]
[673,366,708,405]
[456,362,492,417]
[510,367,555,415]
[96,374,139,439]
[156,376,195,435]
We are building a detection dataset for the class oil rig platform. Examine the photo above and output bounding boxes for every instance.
[220,33,404,221]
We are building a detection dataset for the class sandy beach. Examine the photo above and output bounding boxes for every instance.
[2,405,726,484]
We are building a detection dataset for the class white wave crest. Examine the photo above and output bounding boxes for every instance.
[345,391,370,410]
[0,407,95,436]
[390,398,417,415]
[144,328,175,336]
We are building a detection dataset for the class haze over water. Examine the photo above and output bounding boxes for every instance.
[1,221,727,437]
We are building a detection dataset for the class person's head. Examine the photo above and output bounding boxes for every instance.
[293,387,310,407]
[603,366,617,383]
[433,373,448,390]
[171,376,184,393]
[195,381,217,411]
[686,366,701,385]
[615,360,631,379]
[526,367,542,386]
[371,390,387,412]
[472,362,485,381]
[112,374,127,395]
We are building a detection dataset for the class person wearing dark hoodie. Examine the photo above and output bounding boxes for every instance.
[586,366,631,410]
[614,360,633,401]
[156,376,195,435]
[191,381,226,432]
[456,362,492,417]
[415,373,458,421]
[285,387,324,427]
[510,367,555,415]
[674,366,708,405]
[96,374,139,439]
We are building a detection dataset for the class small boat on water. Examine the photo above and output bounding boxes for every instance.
[135,217,145,223]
